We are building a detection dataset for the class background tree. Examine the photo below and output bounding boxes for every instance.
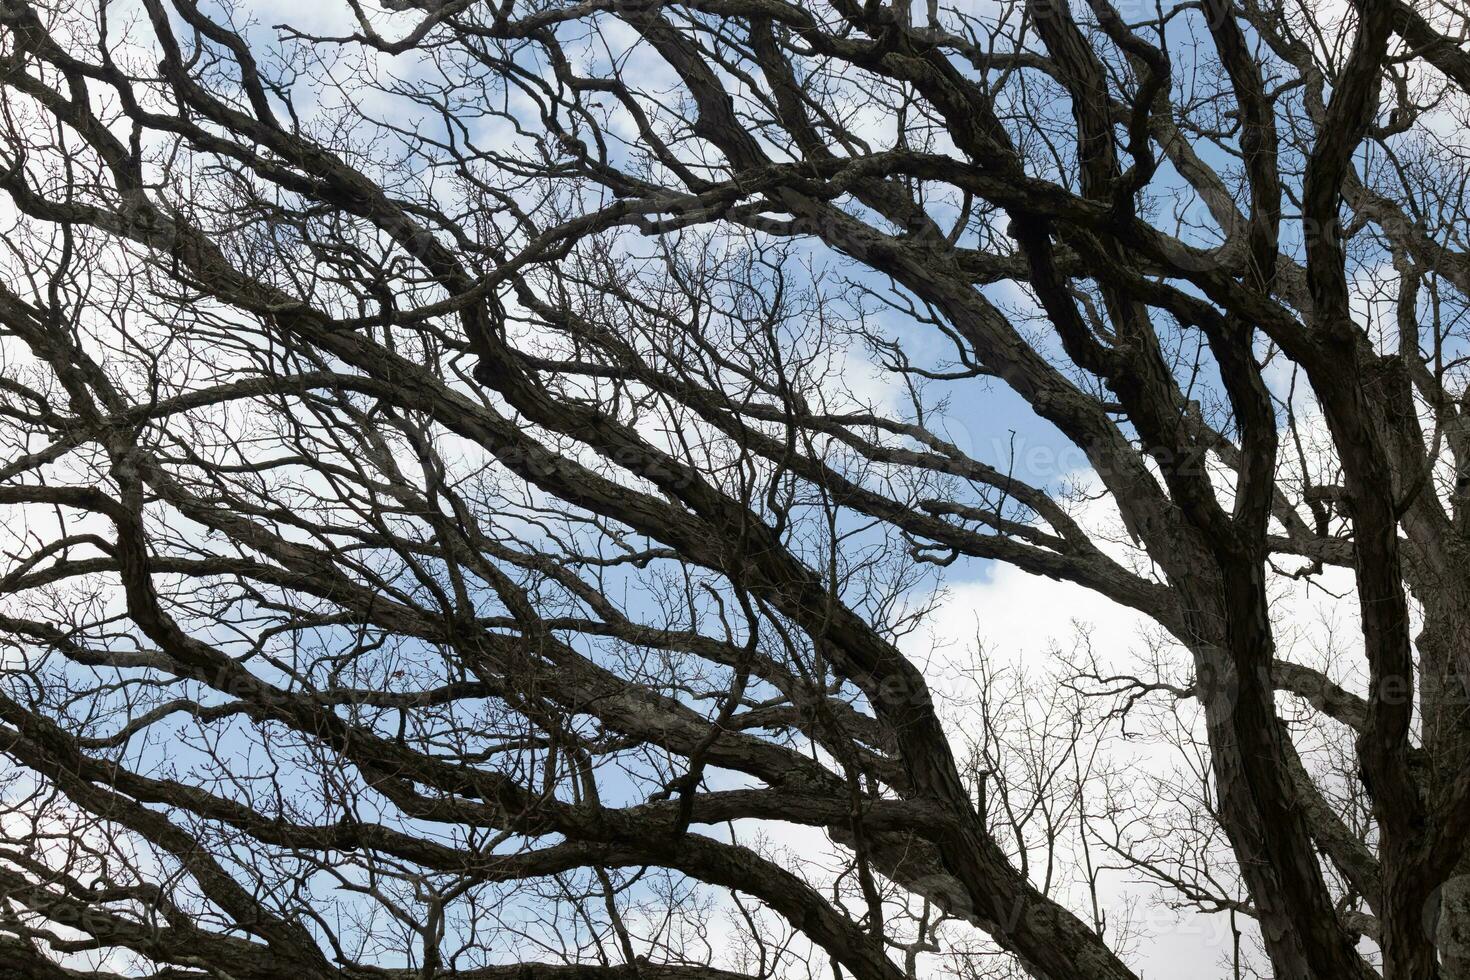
[0,0,1468,977]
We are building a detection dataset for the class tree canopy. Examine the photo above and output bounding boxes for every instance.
[1,0,1469,977]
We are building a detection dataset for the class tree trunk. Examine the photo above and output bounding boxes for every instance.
[1440,873,1470,978]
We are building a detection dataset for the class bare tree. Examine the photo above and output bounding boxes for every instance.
[0,0,1468,977]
